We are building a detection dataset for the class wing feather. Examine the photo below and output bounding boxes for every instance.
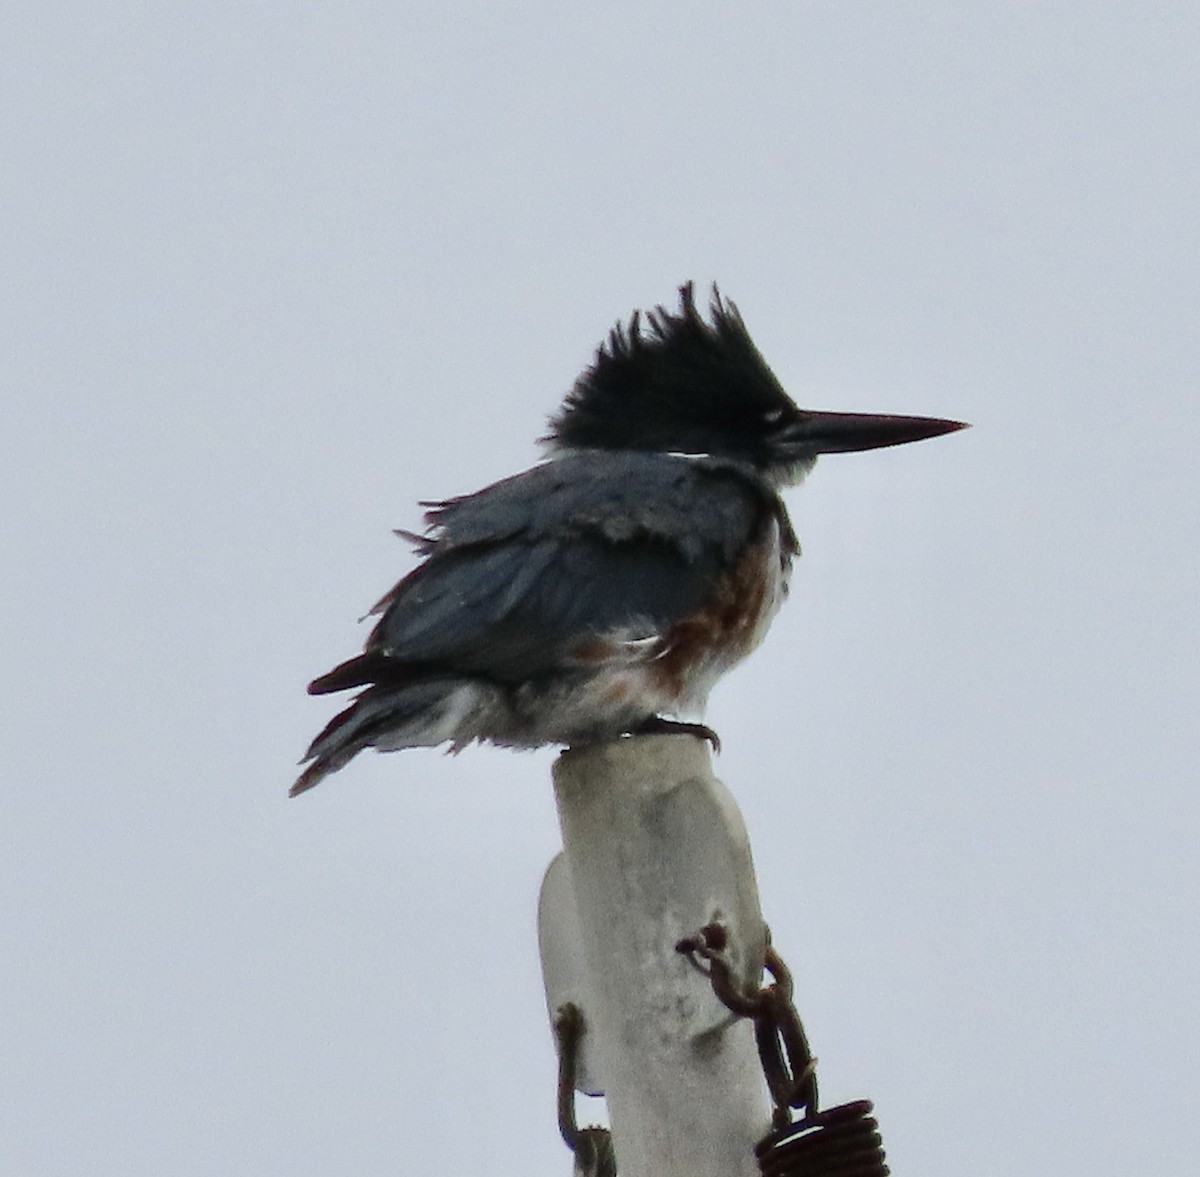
[321,452,774,690]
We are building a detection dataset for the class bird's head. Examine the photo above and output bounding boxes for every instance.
[544,283,967,486]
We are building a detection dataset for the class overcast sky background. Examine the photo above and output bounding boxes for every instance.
[4,3,1198,1174]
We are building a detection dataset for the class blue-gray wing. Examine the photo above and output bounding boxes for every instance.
[311,451,777,692]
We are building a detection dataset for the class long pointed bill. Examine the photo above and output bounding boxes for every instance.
[802,410,969,454]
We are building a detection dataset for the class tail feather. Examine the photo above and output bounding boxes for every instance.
[306,656,376,696]
[307,652,429,696]
[291,679,496,796]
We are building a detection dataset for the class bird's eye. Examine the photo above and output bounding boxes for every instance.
[763,408,785,425]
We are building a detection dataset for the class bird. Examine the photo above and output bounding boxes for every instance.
[293,283,966,795]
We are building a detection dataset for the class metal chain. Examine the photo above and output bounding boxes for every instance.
[676,922,817,1128]
[677,922,890,1176]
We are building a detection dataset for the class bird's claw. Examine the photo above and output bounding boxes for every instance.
[630,716,721,753]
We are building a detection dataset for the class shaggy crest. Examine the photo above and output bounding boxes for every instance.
[544,282,803,464]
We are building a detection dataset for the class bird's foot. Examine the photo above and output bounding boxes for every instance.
[630,716,721,753]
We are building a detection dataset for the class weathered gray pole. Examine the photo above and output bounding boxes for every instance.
[541,735,770,1177]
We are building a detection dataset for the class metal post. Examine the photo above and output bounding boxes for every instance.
[543,735,770,1177]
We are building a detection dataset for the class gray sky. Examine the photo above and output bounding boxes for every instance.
[4,2,1198,1173]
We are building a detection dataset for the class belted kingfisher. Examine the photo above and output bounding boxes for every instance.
[293,284,966,795]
